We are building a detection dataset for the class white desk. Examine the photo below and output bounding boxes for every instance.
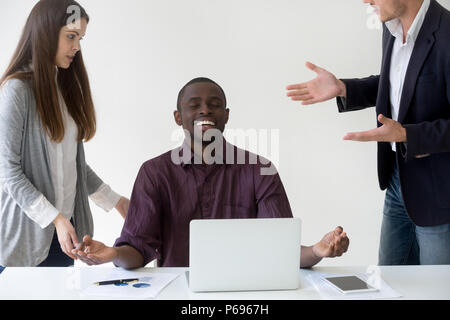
[0,265,449,300]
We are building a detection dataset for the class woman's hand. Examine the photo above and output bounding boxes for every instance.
[115,197,130,219]
[53,213,79,260]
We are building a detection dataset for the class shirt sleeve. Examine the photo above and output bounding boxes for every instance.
[25,194,60,229]
[114,163,162,266]
[89,183,121,212]
[253,157,293,218]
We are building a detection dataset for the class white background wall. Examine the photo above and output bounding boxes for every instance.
[1,0,449,267]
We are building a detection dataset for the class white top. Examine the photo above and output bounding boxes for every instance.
[26,83,120,229]
[386,0,430,151]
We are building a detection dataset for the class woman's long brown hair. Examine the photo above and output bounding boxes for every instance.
[0,0,96,142]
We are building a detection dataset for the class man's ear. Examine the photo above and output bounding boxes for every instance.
[224,108,230,125]
[174,110,183,126]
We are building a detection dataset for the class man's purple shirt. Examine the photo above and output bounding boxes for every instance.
[114,142,293,267]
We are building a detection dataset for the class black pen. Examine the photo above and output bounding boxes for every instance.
[94,278,139,286]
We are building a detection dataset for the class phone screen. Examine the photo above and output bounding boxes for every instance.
[324,276,375,292]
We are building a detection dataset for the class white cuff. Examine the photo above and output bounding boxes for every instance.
[25,195,60,229]
[89,183,121,212]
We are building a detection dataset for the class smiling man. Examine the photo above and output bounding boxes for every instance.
[72,77,350,269]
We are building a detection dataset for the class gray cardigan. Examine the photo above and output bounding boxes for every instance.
[0,78,103,266]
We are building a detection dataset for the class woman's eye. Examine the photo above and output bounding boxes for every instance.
[67,34,75,40]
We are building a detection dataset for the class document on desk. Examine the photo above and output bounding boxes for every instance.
[82,269,179,299]
[306,272,402,300]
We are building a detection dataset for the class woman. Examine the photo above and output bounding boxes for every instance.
[0,0,129,270]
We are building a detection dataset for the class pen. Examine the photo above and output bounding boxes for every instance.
[94,278,139,286]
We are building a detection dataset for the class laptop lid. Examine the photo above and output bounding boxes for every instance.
[189,218,301,292]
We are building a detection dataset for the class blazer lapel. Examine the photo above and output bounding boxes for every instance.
[376,28,395,124]
[397,1,441,124]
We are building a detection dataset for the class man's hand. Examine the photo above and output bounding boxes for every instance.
[313,226,349,258]
[286,62,346,105]
[71,235,118,266]
[115,197,130,219]
[343,114,407,142]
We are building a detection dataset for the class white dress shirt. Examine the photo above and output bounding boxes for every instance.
[386,0,430,151]
[26,82,121,229]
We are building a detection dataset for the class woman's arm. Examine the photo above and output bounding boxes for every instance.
[85,165,130,218]
[0,79,58,228]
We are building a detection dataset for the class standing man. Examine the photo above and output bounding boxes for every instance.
[286,0,450,265]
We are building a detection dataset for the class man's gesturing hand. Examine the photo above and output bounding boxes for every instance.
[286,62,346,105]
[343,114,407,142]
[313,226,350,258]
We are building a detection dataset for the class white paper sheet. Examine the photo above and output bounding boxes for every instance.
[306,272,402,300]
[82,269,179,299]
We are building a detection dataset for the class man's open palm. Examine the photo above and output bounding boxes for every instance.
[313,227,349,258]
[286,62,346,105]
[72,235,117,265]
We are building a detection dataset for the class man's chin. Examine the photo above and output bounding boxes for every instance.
[190,135,223,146]
[379,12,398,23]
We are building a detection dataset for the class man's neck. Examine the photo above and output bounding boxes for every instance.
[398,0,424,42]
[189,138,224,165]
[187,139,203,164]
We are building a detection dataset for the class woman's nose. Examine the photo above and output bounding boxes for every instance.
[73,41,81,52]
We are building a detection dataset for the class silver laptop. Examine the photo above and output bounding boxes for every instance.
[189,218,301,292]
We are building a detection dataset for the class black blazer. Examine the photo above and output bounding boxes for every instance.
[337,0,450,227]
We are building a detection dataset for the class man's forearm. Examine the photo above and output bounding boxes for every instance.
[113,245,145,270]
[337,75,380,113]
[338,79,347,98]
[300,245,322,269]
